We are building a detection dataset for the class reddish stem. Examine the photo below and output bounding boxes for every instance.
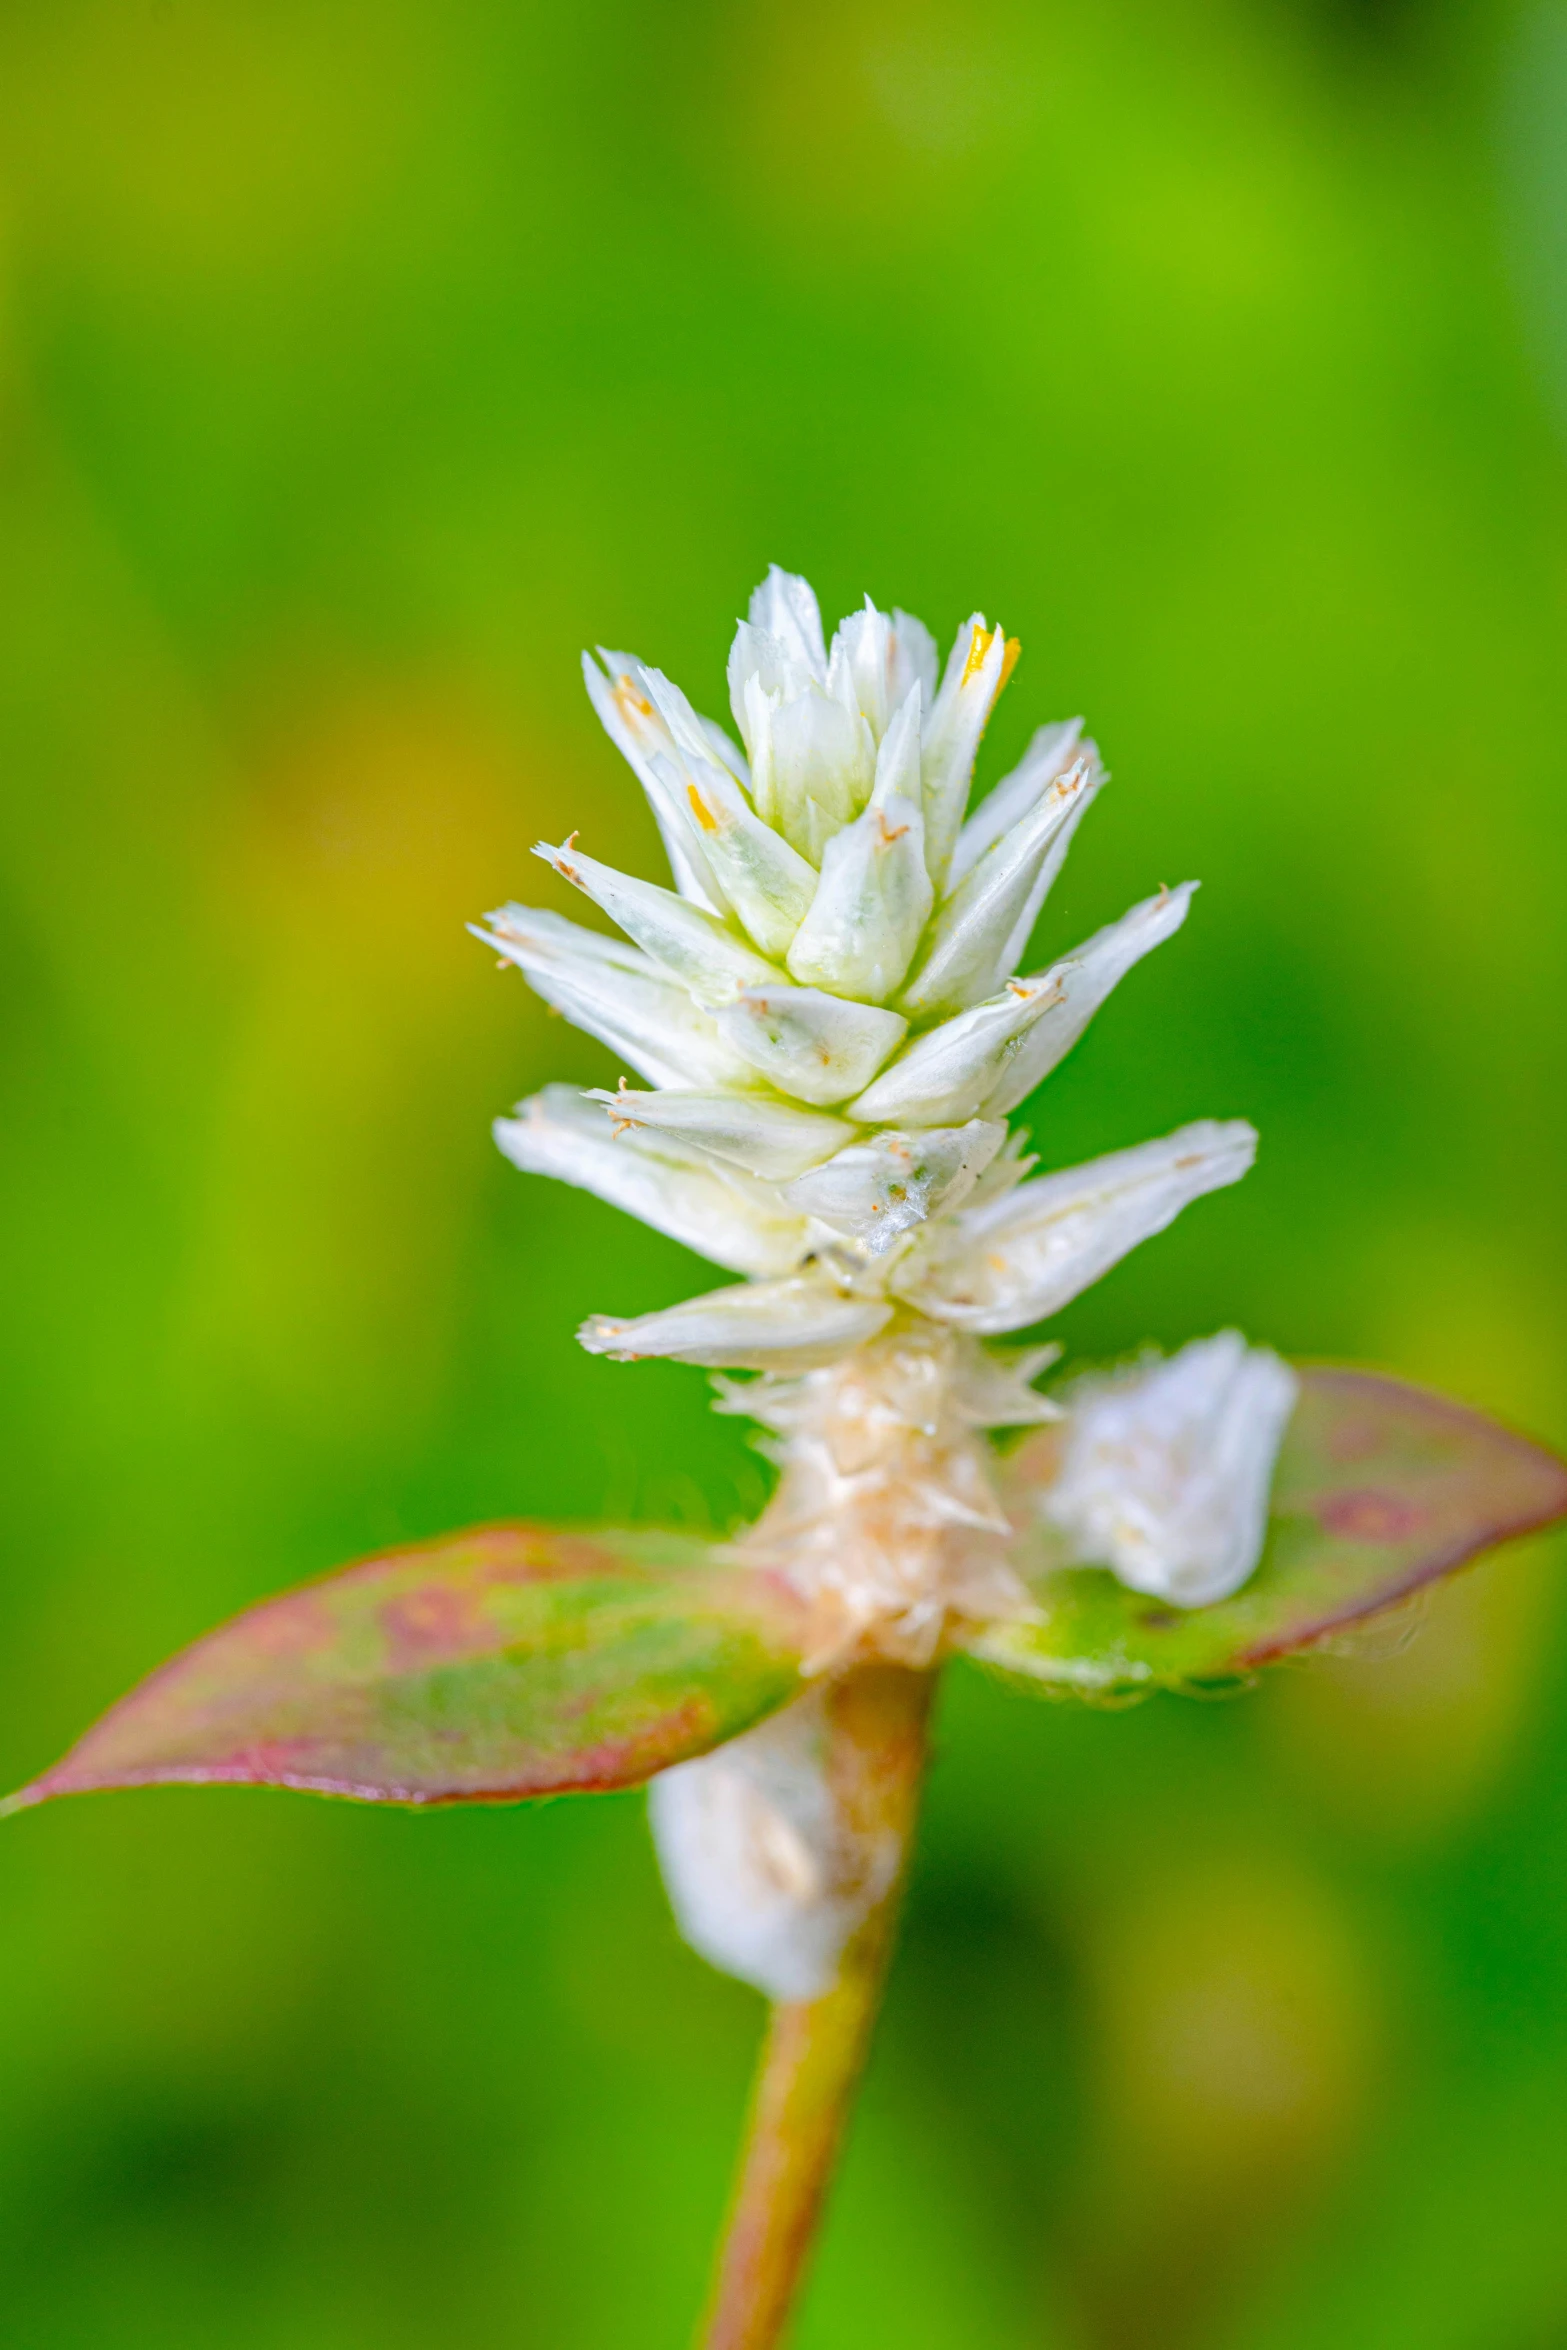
[698,1664,937,2350]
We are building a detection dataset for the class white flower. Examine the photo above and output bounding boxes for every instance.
[476,566,1281,1662]
[1045,1333,1299,1606]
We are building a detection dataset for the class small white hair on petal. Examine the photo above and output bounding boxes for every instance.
[1045,1332,1298,1606]
[649,1689,897,2002]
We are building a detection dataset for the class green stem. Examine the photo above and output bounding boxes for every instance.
[697,1664,937,2350]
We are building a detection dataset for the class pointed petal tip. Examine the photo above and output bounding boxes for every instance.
[578,1315,635,1359]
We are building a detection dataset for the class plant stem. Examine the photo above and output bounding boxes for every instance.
[698,1663,938,2350]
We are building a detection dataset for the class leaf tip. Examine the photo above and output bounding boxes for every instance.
[0,1781,50,1821]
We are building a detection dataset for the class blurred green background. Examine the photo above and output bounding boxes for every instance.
[3,1,1567,2343]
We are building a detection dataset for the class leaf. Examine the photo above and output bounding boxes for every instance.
[970,1367,1567,1700]
[4,1524,808,1810]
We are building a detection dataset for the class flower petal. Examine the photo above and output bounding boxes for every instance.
[900,756,1096,1020]
[495,1086,810,1276]
[920,615,1016,887]
[475,905,758,1091]
[582,1086,856,1181]
[892,1120,1258,1333]
[582,651,731,914]
[717,984,909,1106]
[746,565,829,683]
[727,577,878,855]
[993,746,1107,978]
[846,970,1066,1127]
[634,667,819,958]
[889,608,938,713]
[624,660,748,786]
[953,1341,1064,1428]
[827,599,889,737]
[647,748,817,962]
[979,882,1198,1116]
[785,691,934,1003]
[782,1120,1006,1253]
[534,838,780,1007]
[596,650,749,792]
[948,718,1086,889]
[579,1274,892,1369]
[766,686,876,856]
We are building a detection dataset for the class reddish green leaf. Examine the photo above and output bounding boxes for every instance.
[971,1368,1567,1700]
[4,1524,808,1810]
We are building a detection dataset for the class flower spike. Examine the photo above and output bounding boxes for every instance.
[17,568,1563,2350]
[488,573,1290,1659]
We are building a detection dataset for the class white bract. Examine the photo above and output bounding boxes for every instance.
[477,567,1298,1994]
[1044,1334,1299,1606]
[649,1688,900,2001]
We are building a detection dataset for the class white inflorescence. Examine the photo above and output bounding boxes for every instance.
[477,566,1301,1998]
[475,567,1286,1665]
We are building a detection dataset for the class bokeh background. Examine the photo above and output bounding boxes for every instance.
[3,1,1567,2343]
